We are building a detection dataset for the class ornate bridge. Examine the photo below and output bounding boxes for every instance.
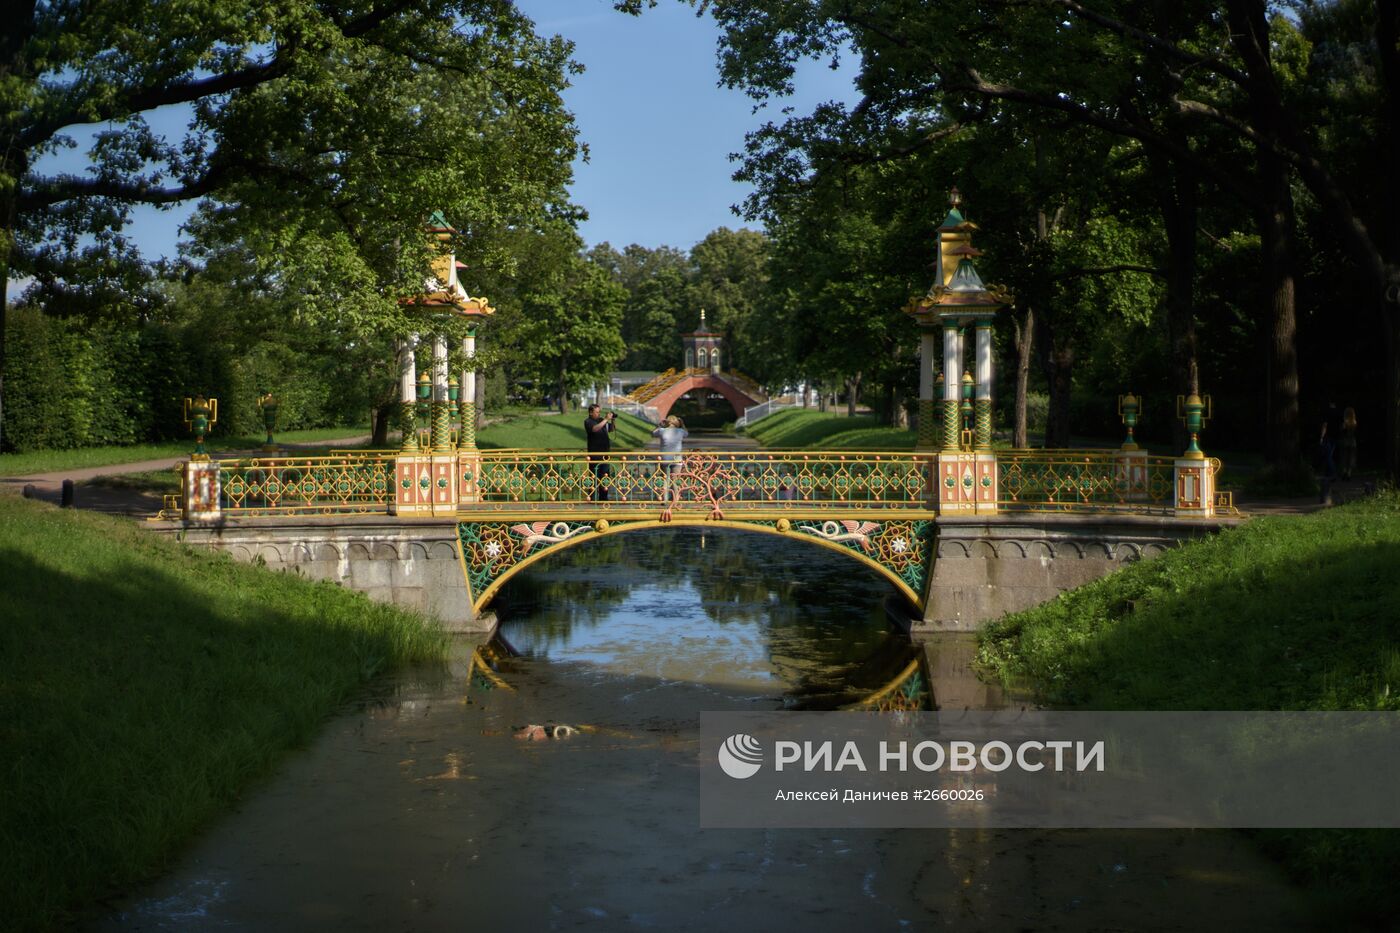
[157,192,1234,632]
[163,445,1230,631]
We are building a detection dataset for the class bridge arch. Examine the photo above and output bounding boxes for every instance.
[458,516,933,615]
[648,374,760,423]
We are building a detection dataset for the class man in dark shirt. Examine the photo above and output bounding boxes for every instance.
[584,404,615,501]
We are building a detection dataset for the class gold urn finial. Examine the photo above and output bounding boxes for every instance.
[948,186,962,209]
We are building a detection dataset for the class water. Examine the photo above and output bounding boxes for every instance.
[99,529,1309,931]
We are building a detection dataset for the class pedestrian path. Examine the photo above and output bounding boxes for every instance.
[0,436,371,516]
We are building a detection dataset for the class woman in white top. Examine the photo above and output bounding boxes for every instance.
[652,415,688,501]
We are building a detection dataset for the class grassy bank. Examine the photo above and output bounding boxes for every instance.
[976,493,1400,920]
[478,409,654,450]
[0,495,448,930]
[0,425,371,477]
[741,409,917,450]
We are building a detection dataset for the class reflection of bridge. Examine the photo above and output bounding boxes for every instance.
[158,446,1233,634]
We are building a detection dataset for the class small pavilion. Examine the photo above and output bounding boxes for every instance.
[906,188,1010,513]
[396,211,494,452]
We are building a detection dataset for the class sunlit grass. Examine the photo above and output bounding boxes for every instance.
[478,410,654,450]
[976,492,1400,922]
[0,494,447,930]
[742,410,916,450]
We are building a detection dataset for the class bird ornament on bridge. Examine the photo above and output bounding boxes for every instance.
[798,520,881,552]
[510,520,590,552]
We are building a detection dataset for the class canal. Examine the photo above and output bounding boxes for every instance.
[100,528,1308,931]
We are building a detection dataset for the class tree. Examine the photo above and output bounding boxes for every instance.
[1,0,583,450]
[699,0,1373,467]
[687,227,769,374]
[590,242,692,370]
[488,224,627,413]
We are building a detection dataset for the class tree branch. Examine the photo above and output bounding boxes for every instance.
[18,0,418,151]
[1045,0,1248,88]
[16,164,237,210]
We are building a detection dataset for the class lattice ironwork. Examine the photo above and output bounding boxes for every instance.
[218,456,394,515]
[997,450,1176,514]
[472,450,933,512]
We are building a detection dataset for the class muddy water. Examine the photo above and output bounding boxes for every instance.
[99,529,1310,931]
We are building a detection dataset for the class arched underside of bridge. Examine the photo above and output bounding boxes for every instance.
[648,375,759,423]
[458,516,933,614]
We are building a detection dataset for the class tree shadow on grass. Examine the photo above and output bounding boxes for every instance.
[0,543,443,931]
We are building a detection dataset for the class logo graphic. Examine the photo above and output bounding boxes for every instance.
[718,733,764,779]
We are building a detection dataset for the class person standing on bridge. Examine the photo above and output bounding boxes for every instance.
[652,415,688,502]
[584,404,616,501]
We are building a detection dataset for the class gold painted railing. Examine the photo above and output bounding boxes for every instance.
[473,450,932,511]
[219,455,394,515]
[996,450,1180,514]
[194,448,1228,519]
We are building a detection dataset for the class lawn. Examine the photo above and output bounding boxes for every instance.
[741,409,917,450]
[0,495,448,931]
[0,425,371,477]
[976,492,1400,922]
[478,409,655,450]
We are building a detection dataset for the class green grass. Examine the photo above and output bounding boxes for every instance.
[0,494,448,930]
[975,492,1400,922]
[0,426,371,477]
[477,410,654,450]
[742,409,917,450]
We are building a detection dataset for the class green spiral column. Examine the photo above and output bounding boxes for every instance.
[430,401,452,452]
[399,402,419,452]
[974,399,992,449]
[459,401,477,450]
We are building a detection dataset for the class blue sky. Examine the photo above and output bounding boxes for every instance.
[35,0,857,263]
[520,0,856,250]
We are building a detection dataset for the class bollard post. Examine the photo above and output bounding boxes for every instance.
[61,479,74,508]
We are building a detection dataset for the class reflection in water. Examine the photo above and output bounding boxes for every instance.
[99,529,1310,932]
[494,527,909,704]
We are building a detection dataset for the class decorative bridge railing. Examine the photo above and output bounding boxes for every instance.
[174,448,1229,521]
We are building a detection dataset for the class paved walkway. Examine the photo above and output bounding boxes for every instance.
[1,436,371,517]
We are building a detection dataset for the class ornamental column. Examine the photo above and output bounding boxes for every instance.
[398,336,420,452]
[460,326,478,450]
[430,335,451,452]
[942,323,961,450]
[917,331,938,450]
[903,187,1010,516]
[974,321,993,449]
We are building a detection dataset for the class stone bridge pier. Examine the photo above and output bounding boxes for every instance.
[917,513,1231,632]
[154,511,1236,637]
[168,516,482,632]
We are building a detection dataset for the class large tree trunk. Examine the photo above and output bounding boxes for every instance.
[1258,145,1301,471]
[1013,306,1035,448]
[1152,152,1201,454]
[845,372,861,417]
[371,405,391,447]
[1232,0,1303,473]
[1036,318,1074,449]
